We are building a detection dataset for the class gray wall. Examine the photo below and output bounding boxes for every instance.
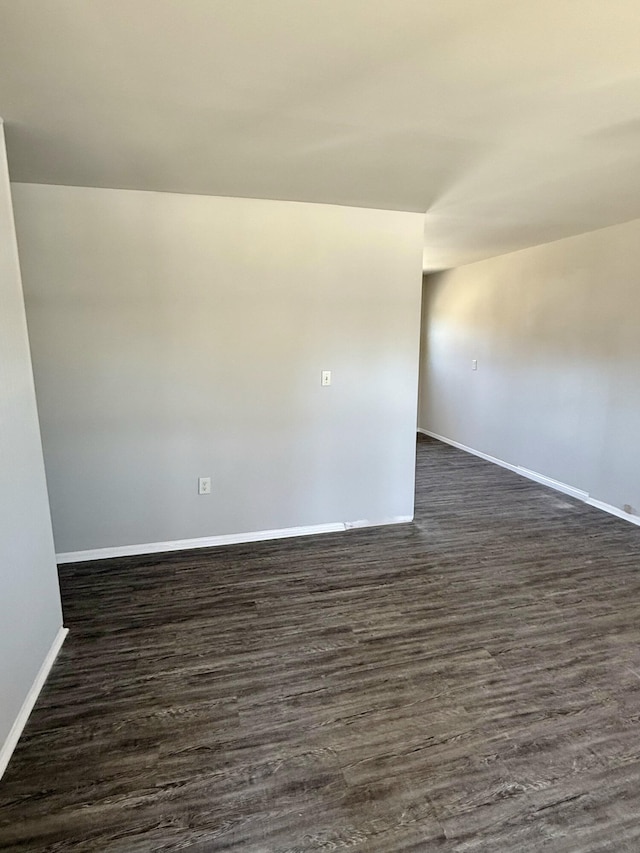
[13,184,424,554]
[419,217,640,516]
[0,125,63,757]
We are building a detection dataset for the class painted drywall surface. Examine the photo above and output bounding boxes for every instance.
[12,184,423,553]
[5,2,640,268]
[419,218,640,515]
[0,125,63,750]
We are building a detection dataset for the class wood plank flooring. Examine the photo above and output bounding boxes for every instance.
[2,435,640,851]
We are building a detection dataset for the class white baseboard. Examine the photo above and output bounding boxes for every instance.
[512,465,587,501]
[345,515,413,530]
[418,428,640,528]
[0,626,68,780]
[585,497,640,528]
[418,428,586,499]
[56,516,413,564]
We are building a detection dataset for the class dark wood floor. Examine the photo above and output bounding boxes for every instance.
[3,436,640,851]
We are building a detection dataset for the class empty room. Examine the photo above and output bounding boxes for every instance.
[1,1,640,850]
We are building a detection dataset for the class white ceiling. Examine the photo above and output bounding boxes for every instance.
[1,0,640,269]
